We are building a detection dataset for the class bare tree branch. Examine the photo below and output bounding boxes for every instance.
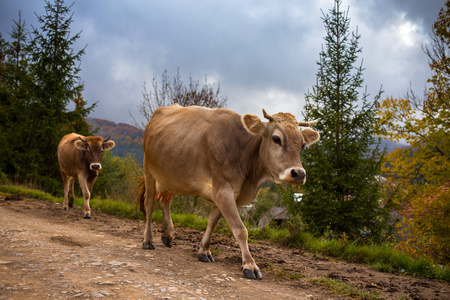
[130,68,227,130]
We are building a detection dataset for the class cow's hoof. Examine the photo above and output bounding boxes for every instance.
[62,207,68,211]
[84,213,91,219]
[68,203,74,208]
[243,269,263,280]
[142,242,155,250]
[161,236,172,248]
[198,253,215,263]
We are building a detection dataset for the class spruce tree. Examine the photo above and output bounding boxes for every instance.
[0,12,33,176]
[27,0,94,191]
[300,0,388,241]
[0,1,95,191]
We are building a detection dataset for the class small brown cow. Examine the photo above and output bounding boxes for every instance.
[138,104,320,280]
[57,133,115,218]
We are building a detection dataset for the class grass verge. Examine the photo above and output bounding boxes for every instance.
[1,184,448,282]
[310,277,384,300]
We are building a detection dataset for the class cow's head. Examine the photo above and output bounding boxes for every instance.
[242,109,319,185]
[74,136,116,171]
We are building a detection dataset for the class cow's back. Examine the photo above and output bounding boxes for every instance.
[58,133,82,177]
[144,105,256,200]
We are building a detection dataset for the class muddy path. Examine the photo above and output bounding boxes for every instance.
[0,196,448,299]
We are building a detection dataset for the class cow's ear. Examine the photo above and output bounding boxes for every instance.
[74,140,88,151]
[103,140,115,150]
[242,114,264,135]
[301,128,320,146]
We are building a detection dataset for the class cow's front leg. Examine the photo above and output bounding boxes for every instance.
[61,172,71,211]
[78,175,92,219]
[198,205,221,262]
[215,188,262,280]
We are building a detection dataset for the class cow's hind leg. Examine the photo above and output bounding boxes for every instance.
[198,205,221,262]
[157,190,175,247]
[142,168,157,250]
[68,177,76,208]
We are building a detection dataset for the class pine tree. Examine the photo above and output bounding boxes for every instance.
[26,0,95,191]
[299,0,388,241]
[0,12,33,176]
[0,1,95,191]
[0,32,12,175]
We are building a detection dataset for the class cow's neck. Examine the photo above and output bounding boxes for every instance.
[237,135,274,206]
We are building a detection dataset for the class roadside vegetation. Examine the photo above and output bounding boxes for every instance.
[1,184,448,283]
[310,277,385,300]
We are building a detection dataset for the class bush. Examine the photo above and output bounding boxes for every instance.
[170,195,212,218]
[0,172,9,185]
[241,186,279,226]
[91,152,143,203]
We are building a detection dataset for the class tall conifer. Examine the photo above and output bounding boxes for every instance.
[27,0,95,191]
[300,0,388,241]
[0,0,95,191]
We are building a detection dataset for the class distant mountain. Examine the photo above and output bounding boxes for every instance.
[378,138,409,152]
[86,118,144,163]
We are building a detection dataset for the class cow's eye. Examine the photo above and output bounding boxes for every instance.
[272,135,282,146]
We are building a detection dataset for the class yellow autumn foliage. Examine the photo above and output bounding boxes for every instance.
[376,2,450,264]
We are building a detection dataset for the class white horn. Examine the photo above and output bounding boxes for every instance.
[298,119,319,127]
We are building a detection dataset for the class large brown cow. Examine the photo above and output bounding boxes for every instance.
[57,133,115,218]
[138,104,319,279]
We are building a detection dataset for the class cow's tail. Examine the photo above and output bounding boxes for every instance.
[137,176,146,216]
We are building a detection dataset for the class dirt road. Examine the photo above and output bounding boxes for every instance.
[0,196,448,299]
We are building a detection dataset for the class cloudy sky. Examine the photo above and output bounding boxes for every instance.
[0,0,445,125]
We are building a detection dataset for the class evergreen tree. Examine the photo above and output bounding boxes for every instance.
[0,1,95,192]
[0,12,33,176]
[24,0,94,191]
[300,0,388,241]
[0,32,11,176]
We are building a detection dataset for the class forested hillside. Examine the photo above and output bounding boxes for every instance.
[86,118,144,163]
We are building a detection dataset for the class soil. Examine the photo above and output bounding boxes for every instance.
[0,196,448,300]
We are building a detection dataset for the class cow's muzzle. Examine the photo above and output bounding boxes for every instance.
[279,168,306,184]
[90,163,102,171]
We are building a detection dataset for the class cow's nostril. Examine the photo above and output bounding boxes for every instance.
[291,168,305,181]
[90,164,101,170]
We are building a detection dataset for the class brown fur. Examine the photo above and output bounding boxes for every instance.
[139,104,319,279]
[137,176,146,215]
[57,133,115,218]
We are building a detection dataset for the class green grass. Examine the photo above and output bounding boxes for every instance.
[311,277,384,300]
[249,226,290,244]
[0,184,142,219]
[0,185,60,202]
[267,264,306,280]
[152,210,209,232]
[285,231,450,282]
[1,184,449,282]
[89,197,142,219]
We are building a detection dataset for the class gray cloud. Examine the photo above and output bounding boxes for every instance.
[0,0,445,124]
